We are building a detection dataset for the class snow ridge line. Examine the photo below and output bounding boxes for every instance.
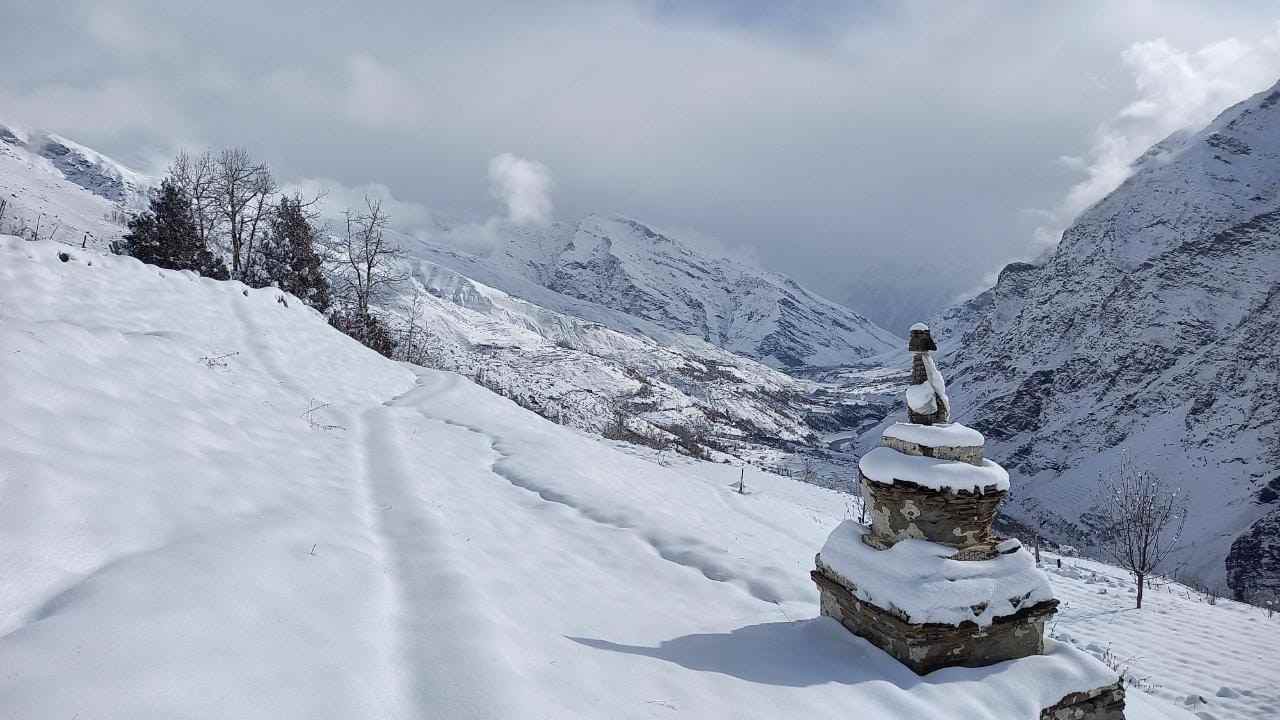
[356,396,520,720]
[397,382,796,605]
[480,451,794,604]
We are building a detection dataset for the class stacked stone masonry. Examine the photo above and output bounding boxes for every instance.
[860,476,1005,553]
[813,569,1057,675]
[812,323,1123,719]
[1040,683,1126,720]
[880,435,983,464]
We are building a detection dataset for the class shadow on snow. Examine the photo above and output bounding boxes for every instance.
[569,618,938,689]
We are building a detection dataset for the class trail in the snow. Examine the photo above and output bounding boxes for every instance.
[357,395,524,720]
[226,287,306,396]
[394,371,795,605]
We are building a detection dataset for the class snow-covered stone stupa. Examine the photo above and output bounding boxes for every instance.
[812,324,1125,717]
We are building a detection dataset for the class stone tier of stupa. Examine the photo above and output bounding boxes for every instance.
[811,324,1126,719]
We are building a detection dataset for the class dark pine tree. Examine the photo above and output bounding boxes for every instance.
[113,180,229,279]
[246,195,330,311]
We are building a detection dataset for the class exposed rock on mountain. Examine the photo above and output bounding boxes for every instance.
[0,122,146,246]
[931,80,1280,602]
[35,133,150,208]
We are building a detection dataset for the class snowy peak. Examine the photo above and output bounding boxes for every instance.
[933,78,1280,603]
[1064,77,1280,269]
[485,213,900,369]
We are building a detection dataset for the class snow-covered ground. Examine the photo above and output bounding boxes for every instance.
[1044,552,1280,720]
[0,122,143,249]
[5,236,1269,718]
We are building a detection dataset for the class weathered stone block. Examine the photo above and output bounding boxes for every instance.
[881,434,984,464]
[813,568,1057,675]
[1041,682,1126,720]
[861,475,1005,552]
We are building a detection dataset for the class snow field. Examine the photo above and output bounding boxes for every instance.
[0,237,1230,718]
[1044,553,1280,720]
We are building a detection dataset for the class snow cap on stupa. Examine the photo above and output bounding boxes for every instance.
[905,323,948,424]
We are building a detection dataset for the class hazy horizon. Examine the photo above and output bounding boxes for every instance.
[4,0,1280,329]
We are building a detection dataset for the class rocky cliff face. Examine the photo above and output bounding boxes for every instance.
[481,215,900,369]
[934,80,1280,602]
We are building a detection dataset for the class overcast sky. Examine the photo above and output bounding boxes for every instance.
[4,1,1280,329]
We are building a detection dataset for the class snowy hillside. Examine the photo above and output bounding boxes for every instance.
[0,124,898,474]
[384,254,897,474]
[926,79,1280,603]
[425,214,900,369]
[2,235,1246,719]
[0,122,149,247]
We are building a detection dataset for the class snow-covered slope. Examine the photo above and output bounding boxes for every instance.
[0,235,1224,719]
[373,230,901,475]
[386,255,878,474]
[425,215,900,369]
[0,122,149,247]
[927,79,1280,603]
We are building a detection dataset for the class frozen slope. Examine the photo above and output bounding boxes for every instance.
[0,236,1222,719]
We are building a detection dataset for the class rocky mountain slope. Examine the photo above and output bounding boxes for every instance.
[0,122,144,246]
[385,249,899,477]
[927,79,1280,603]
[431,215,900,369]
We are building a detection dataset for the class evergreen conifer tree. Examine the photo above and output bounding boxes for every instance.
[246,195,330,310]
[113,180,229,279]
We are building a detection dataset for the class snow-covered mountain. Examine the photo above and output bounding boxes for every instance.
[0,122,145,247]
[925,79,1280,603]
[4,235,1251,719]
[384,251,900,477]
[429,215,900,369]
[378,228,905,475]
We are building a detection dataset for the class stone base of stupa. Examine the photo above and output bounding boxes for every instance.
[1040,682,1126,719]
[811,568,1058,675]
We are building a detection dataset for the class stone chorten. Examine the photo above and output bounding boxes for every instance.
[811,324,1125,718]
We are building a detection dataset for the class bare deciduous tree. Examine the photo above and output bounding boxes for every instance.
[393,286,433,365]
[1092,455,1188,609]
[798,455,819,484]
[214,148,275,277]
[170,150,220,249]
[330,196,407,319]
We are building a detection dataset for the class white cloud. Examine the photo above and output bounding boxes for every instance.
[0,79,188,138]
[1031,27,1280,251]
[342,54,428,131]
[283,177,435,229]
[487,153,554,225]
[85,3,173,58]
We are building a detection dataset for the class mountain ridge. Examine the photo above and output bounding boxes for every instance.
[467,213,901,369]
[926,78,1280,602]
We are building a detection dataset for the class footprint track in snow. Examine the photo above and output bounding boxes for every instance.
[404,402,795,606]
